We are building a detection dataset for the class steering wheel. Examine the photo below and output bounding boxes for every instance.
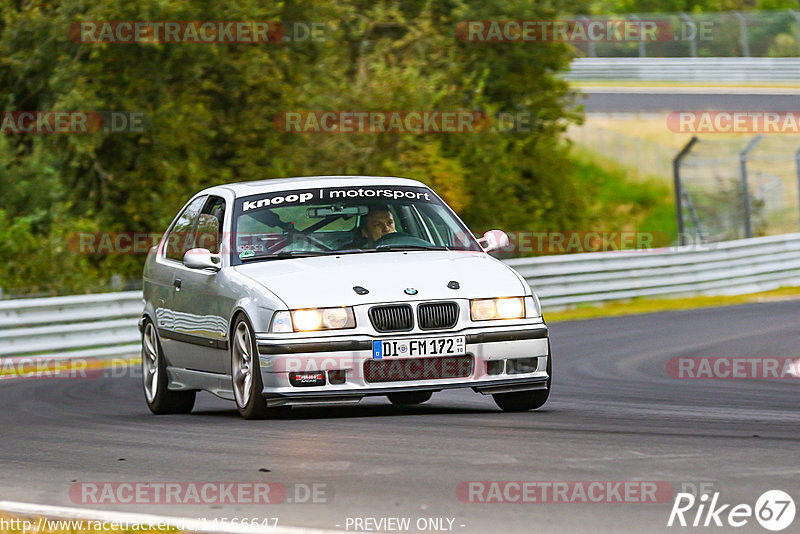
[373,232,434,248]
[295,232,337,251]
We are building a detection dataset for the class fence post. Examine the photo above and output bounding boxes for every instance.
[740,135,763,239]
[734,12,750,57]
[111,274,123,291]
[673,136,699,246]
[630,14,646,57]
[679,13,697,57]
[579,16,597,57]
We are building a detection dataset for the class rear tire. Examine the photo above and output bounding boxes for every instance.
[387,391,433,405]
[493,352,551,412]
[141,320,196,414]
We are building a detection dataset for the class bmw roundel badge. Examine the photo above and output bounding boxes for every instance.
[404,288,418,295]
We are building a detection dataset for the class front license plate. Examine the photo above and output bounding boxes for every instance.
[372,336,466,359]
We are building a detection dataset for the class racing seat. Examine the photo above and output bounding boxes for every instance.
[196,213,221,253]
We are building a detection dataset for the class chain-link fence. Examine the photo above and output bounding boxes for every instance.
[570,121,800,244]
[570,10,800,58]
[675,136,800,243]
[567,120,675,179]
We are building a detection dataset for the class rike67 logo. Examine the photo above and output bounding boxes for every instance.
[668,490,795,531]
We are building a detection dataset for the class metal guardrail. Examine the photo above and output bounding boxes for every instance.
[0,291,142,362]
[565,57,800,82]
[1,234,800,363]
[507,233,800,307]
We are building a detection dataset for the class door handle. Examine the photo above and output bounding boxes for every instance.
[173,278,182,290]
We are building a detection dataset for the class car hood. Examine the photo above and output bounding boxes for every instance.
[233,251,528,308]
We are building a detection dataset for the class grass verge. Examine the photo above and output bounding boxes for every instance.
[568,146,678,245]
[545,286,800,323]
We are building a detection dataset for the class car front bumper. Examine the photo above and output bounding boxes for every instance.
[255,323,550,407]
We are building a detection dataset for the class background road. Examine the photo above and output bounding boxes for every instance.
[578,88,800,113]
[1,300,799,533]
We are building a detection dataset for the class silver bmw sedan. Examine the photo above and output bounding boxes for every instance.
[140,176,551,419]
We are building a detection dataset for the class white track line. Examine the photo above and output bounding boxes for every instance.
[0,501,344,534]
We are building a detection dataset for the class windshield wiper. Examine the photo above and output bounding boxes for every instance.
[240,245,449,262]
[374,244,448,252]
[240,250,337,262]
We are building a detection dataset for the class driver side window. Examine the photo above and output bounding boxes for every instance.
[164,196,206,262]
[196,196,226,254]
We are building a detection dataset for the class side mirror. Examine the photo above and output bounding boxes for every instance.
[183,248,221,271]
[477,230,510,253]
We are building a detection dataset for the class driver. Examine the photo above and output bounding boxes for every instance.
[360,206,396,246]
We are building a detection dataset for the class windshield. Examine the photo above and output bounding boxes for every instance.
[231,185,482,263]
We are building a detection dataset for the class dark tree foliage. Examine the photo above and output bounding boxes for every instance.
[1,0,589,294]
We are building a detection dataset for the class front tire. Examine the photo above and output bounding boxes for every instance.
[231,316,270,419]
[387,391,432,405]
[231,316,291,420]
[141,320,196,414]
[492,353,551,412]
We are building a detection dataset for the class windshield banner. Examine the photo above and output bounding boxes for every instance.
[237,185,437,214]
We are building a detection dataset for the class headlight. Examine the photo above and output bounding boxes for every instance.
[270,307,356,332]
[470,297,525,321]
[271,311,293,333]
[527,294,542,318]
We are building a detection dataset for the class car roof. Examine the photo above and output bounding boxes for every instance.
[198,175,429,198]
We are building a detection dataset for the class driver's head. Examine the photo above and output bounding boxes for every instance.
[360,207,396,245]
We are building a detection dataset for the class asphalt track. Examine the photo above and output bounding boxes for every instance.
[1,300,799,533]
[578,89,800,113]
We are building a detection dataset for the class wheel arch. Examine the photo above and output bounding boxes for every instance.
[229,307,254,342]
[140,298,159,333]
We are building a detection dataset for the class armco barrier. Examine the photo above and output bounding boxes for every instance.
[507,233,800,307]
[565,57,800,83]
[1,234,799,363]
[0,291,142,363]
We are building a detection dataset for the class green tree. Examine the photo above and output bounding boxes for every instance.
[1,0,587,293]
